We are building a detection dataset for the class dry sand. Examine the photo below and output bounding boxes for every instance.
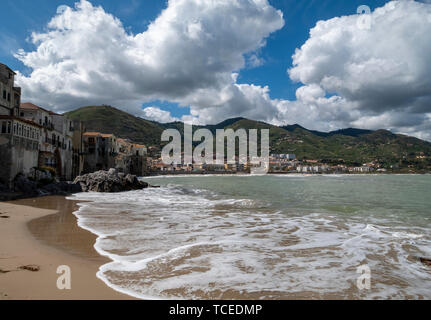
[0,196,134,300]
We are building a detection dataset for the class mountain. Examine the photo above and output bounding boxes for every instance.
[66,106,431,169]
[66,105,164,145]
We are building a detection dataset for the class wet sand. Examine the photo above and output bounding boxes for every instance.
[0,196,134,300]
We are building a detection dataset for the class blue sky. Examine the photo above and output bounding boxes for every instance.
[0,0,387,118]
[1,0,430,140]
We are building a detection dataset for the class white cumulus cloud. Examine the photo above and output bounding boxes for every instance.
[12,0,431,141]
[15,0,284,116]
[141,107,179,123]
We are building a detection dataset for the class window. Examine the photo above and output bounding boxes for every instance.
[13,123,17,135]
[7,122,11,134]
[2,90,5,100]
[7,93,10,102]
[1,122,6,134]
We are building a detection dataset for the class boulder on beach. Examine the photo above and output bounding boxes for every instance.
[13,174,39,197]
[73,169,149,193]
[40,181,83,196]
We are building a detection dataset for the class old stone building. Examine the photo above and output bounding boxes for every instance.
[20,103,74,180]
[0,117,41,187]
[0,63,41,187]
[0,63,21,117]
[83,133,148,176]
[82,132,118,173]
[72,120,85,178]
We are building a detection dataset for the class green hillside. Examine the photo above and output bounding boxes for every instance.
[65,105,164,145]
[65,105,431,170]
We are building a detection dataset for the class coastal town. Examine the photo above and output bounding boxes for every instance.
[0,61,428,191]
[0,62,148,189]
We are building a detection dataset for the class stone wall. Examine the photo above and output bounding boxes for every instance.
[0,134,39,186]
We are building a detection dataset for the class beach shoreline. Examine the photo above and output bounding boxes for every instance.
[0,196,134,300]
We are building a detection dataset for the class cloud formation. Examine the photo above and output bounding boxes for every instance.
[15,0,284,116]
[13,0,431,141]
[288,0,431,140]
[141,106,179,123]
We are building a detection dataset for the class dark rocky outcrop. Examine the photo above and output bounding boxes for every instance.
[420,257,431,267]
[0,175,82,201]
[0,169,148,201]
[13,175,39,198]
[40,181,83,196]
[73,169,149,193]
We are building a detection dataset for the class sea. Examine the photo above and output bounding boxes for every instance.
[68,174,431,300]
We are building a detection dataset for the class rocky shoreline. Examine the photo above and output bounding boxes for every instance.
[0,169,149,201]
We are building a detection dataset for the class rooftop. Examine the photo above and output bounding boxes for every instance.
[20,102,60,116]
[0,63,16,75]
[83,132,101,137]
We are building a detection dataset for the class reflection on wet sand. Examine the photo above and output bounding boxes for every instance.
[12,196,106,263]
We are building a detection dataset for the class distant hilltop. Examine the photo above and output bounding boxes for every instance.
[66,105,431,169]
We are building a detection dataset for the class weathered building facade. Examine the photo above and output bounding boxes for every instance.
[0,117,41,187]
[72,120,85,178]
[83,133,147,176]
[83,132,117,173]
[0,63,21,117]
[20,103,74,180]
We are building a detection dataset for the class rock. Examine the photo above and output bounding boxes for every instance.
[13,175,39,197]
[73,169,149,193]
[420,257,431,267]
[108,168,117,176]
[19,265,40,272]
[0,182,10,193]
[40,181,82,196]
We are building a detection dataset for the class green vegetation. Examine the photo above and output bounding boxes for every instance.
[65,105,431,171]
[66,105,164,145]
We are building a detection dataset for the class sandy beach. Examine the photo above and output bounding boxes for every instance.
[0,196,133,300]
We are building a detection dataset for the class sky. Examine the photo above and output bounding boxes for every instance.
[0,0,430,141]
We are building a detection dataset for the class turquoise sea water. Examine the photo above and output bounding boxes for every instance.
[69,174,431,299]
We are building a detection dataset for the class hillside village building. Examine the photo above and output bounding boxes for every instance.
[0,63,21,117]
[83,132,118,173]
[20,103,74,180]
[83,132,147,176]
[0,64,43,186]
